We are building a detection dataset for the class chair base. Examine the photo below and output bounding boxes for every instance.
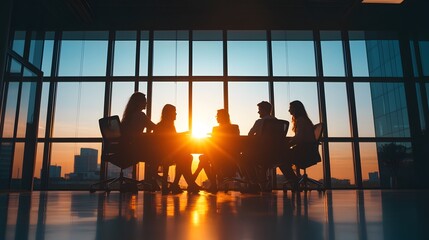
[282,168,325,192]
[90,172,153,193]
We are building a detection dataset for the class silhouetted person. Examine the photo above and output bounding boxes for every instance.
[241,101,277,192]
[154,104,200,194]
[120,92,158,189]
[248,101,276,136]
[279,100,316,187]
[194,109,240,193]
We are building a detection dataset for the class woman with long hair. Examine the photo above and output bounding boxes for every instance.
[120,92,158,189]
[154,104,200,194]
[279,100,316,185]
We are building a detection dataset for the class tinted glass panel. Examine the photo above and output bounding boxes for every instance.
[273,82,319,136]
[113,31,136,76]
[360,143,380,188]
[153,31,189,76]
[192,82,224,136]
[228,82,269,135]
[325,83,351,137]
[227,31,268,76]
[271,31,316,76]
[419,41,429,76]
[329,142,355,188]
[321,31,345,77]
[152,82,189,132]
[59,31,108,76]
[49,143,101,189]
[193,40,223,76]
[41,32,55,77]
[354,83,376,137]
[53,82,104,137]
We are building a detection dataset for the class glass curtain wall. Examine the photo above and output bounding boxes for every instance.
[1,29,428,190]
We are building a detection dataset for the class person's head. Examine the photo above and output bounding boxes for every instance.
[289,100,308,118]
[289,100,311,131]
[216,109,231,125]
[160,104,177,122]
[257,101,272,118]
[123,92,147,119]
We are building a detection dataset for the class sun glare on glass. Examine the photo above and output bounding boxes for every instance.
[191,122,210,139]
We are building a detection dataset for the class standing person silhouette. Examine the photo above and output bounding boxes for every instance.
[194,109,240,193]
[154,104,200,194]
[279,100,316,188]
[120,92,158,189]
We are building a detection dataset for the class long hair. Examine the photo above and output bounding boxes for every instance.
[160,104,176,123]
[122,92,146,122]
[290,100,312,132]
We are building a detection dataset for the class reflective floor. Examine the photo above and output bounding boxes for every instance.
[0,190,427,240]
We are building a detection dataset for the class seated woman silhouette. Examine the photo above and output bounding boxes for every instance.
[120,92,158,189]
[154,104,200,194]
[279,100,316,188]
[194,109,240,193]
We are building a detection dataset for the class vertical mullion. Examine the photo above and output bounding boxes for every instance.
[314,30,331,189]
[223,30,228,111]
[189,30,193,131]
[343,30,362,189]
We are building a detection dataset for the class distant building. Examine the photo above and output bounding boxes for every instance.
[74,148,98,173]
[48,165,61,178]
[368,171,379,182]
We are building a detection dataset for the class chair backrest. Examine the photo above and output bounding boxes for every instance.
[294,122,324,169]
[313,122,324,142]
[99,115,121,141]
[260,119,290,165]
[98,115,130,169]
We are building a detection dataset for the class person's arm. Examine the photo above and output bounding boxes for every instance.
[248,119,262,136]
[141,112,156,133]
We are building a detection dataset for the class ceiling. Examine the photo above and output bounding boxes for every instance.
[10,0,429,31]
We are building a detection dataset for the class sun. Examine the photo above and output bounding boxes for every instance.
[191,122,210,139]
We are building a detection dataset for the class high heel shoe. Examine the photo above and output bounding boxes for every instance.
[187,184,200,194]
[170,184,183,195]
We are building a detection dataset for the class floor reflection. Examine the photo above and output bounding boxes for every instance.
[0,190,428,240]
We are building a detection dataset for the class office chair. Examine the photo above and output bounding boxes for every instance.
[231,118,289,193]
[89,115,151,193]
[291,122,324,192]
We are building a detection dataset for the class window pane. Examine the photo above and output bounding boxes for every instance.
[321,31,345,77]
[111,82,135,119]
[192,31,223,76]
[11,143,24,189]
[360,143,380,188]
[271,30,316,76]
[273,82,319,136]
[38,82,50,138]
[49,143,101,189]
[113,31,136,76]
[325,83,351,137]
[350,40,369,77]
[12,31,25,57]
[41,32,55,77]
[53,82,104,137]
[329,142,355,188]
[152,82,189,132]
[376,142,413,188]
[16,82,34,138]
[33,143,44,190]
[227,31,268,76]
[2,82,19,138]
[139,31,149,76]
[354,83,376,137]
[29,31,44,69]
[0,142,13,188]
[59,31,108,76]
[228,82,269,135]
[349,31,403,77]
[153,31,189,76]
[418,41,429,76]
[370,83,410,137]
[192,82,224,136]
